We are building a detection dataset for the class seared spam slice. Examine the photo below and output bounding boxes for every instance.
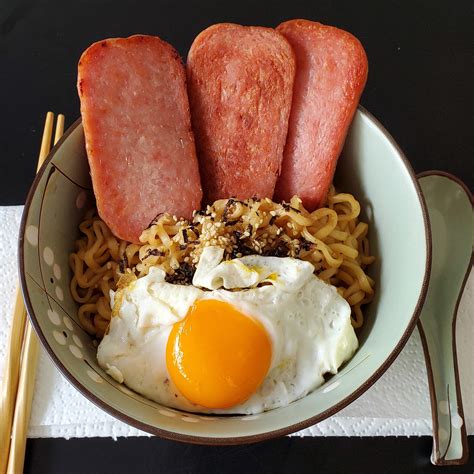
[78,35,202,243]
[187,23,295,203]
[274,20,368,209]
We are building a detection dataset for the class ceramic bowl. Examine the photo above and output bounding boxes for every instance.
[19,106,431,444]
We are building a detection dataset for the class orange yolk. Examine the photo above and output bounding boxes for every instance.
[166,299,272,409]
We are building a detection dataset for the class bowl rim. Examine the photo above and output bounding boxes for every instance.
[18,105,432,445]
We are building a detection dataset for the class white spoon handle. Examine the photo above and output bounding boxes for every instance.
[417,171,472,466]
[418,306,470,466]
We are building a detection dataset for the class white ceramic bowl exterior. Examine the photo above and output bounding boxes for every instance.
[19,107,430,443]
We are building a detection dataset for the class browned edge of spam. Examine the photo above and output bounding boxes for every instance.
[19,107,432,445]
[416,170,472,466]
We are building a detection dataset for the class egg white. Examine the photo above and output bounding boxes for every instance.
[97,247,358,414]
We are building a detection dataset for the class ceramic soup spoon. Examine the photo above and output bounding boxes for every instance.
[417,171,473,465]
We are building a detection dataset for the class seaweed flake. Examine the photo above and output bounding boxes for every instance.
[299,238,313,251]
[165,263,196,285]
[231,240,255,259]
[222,198,236,220]
[263,241,289,257]
[144,248,165,258]
[148,212,164,227]
[118,253,129,273]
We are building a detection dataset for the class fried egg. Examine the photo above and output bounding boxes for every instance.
[97,247,358,414]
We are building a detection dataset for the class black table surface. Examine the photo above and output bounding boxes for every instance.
[1,0,473,472]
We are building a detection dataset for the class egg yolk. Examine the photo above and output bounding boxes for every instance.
[166,299,272,409]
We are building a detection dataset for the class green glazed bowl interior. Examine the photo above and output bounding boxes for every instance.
[19,107,431,444]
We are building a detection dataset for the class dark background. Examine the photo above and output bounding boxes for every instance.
[1,0,473,204]
[1,0,472,472]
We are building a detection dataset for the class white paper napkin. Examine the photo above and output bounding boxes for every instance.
[1,206,472,438]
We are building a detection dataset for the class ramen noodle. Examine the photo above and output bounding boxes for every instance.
[70,187,375,338]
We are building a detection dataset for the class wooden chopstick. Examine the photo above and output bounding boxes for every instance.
[6,112,64,474]
[0,289,28,473]
[37,112,55,172]
[6,326,40,474]
[53,114,65,152]
[0,111,54,474]
[2,112,64,474]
